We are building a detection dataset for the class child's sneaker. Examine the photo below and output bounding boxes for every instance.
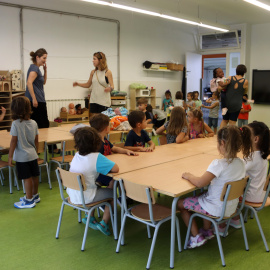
[20,193,40,203]
[229,219,242,229]
[187,234,207,249]
[14,197,36,209]
[199,228,215,240]
[222,107,228,116]
[214,225,228,237]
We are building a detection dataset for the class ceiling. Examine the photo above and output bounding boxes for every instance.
[3,0,270,27]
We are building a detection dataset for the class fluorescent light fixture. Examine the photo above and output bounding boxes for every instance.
[82,0,229,32]
[244,0,270,11]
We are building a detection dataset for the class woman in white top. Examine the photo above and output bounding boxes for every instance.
[73,52,114,113]
[177,125,252,249]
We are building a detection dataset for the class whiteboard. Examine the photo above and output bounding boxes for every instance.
[22,9,118,100]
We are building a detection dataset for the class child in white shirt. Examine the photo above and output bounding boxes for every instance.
[68,127,119,236]
[177,125,252,248]
[229,121,270,229]
[174,91,185,109]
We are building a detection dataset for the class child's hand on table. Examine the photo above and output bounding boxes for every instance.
[182,172,193,181]
[139,147,153,152]
[125,150,139,156]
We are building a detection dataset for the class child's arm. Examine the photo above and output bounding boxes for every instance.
[243,80,249,95]
[192,102,196,109]
[205,97,212,103]
[162,101,165,111]
[146,119,152,124]
[204,122,214,137]
[175,132,189,144]
[110,163,119,173]
[201,101,219,109]
[8,136,18,166]
[170,99,174,106]
[182,171,215,188]
[156,125,166,136]
[147,140,155,151]
[111,145,139,156]
[0,106,6,122]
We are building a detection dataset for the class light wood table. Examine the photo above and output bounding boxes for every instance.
[113,153,218,268]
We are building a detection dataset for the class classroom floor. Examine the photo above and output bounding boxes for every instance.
[1,138,270,270]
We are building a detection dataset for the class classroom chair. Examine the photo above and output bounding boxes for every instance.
[0,159,19,194]
[55,168,114,251]
[116,179,181,270]
[49,139,75,172]
[107,132,124,144]
[184,177,251,267]
[157,135,167,146]
[244,173,270,252]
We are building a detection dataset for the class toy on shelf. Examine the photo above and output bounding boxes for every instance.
[61,107,67,113]
[75,104,82,114]
[68,103,76,115]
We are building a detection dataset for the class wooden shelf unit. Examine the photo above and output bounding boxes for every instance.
[111,95,127,108]
[0,91,12,131]
[60,110,89,122]
[129,88,156,111]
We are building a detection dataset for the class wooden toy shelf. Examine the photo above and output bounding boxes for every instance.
[60,110,89,122]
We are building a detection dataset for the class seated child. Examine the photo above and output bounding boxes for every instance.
[137,97,152,124]
[229,121,270,229]
[162,90,174,112]
[68,127,119,236]
[0,106,6,122]
[193,91,202,109]
[186,92,195,111]
[178,125,252,248]
[238,94,252,127]
[8,97,40,209]
[75,104,82,114]
[156,107,189,144]
[124,111,155,152]
[174,91,185,108]
[146,104,167,129]
[90,113,138,188]
[201,91,220,134]
[187,109,214,139]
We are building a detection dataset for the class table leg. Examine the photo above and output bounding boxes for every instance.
[113,180,118,240]
[170,197,180,269]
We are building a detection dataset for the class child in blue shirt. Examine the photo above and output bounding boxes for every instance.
[124,111,155,152]
[162,90,174,112]
[69,127,119,236]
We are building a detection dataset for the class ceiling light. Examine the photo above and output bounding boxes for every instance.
[244,0,270,11]
[82,0,229,32]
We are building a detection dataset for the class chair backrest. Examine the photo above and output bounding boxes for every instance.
[220,177,249,201]
[122,179,156,204]
[113,142,125,148]
[107,132,123,144]
[158,136,167,146]
[38,141,45,154]
[62,139,76,152]
[56,167,86,191]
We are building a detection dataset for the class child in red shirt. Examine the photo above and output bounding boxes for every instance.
[238,94,251,127]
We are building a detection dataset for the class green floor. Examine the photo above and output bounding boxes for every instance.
[1,143,270,269]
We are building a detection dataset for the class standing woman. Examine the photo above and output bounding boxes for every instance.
[220,64,248,128]
[25,48,49,128]
[73,52,114,114]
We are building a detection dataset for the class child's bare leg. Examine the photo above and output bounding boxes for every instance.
[101,199,113,224]
[24,177,33,199]
[203,219,212,230]
[214,127,217,134]
[178,199,199,237]
[32,176,39,195]
[107,179,114,189]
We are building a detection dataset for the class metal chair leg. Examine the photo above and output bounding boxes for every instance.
[39,167,42,183]
[212,222,226,267]
[56,203,65,239]
[8,166,12,194]
[46,163,52,189]
[240,213,249,251]
[116,214,127,252]
[147,225,151,239]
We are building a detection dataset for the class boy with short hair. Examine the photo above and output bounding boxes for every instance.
[90,114,138,188]
[124,111,155,152]
[137,97,152,124]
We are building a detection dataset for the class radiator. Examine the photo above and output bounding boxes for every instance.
[46,99,85,121]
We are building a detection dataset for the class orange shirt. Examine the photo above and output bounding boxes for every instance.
[238,102,251,120]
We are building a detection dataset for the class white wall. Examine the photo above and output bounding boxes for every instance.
[0,2,197,108]
[249,22,270,126]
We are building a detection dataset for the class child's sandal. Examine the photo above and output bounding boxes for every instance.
[97,220,111,236]
[82,216,99,230]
